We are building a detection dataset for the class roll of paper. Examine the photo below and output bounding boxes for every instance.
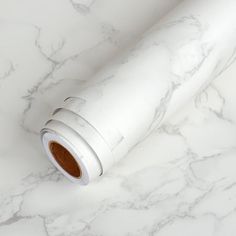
[40,0,236,185]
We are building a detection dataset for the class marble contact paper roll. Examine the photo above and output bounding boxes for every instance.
[40,0,236,185]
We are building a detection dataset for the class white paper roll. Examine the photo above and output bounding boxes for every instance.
[41,0,236,185]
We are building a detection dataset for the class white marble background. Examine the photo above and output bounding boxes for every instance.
[1,0,236,235]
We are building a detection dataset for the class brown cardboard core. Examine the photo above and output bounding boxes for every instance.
[49,141,81,178]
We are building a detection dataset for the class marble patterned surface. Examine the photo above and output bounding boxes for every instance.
[1,0,236,235]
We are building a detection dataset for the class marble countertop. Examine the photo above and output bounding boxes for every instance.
[1,0,236,235]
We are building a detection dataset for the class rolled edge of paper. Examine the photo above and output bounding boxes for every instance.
[40,119,103,185]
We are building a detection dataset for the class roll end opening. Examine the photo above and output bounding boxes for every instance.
[49,141,82,178]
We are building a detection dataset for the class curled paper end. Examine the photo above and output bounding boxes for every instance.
[40,124,102,185]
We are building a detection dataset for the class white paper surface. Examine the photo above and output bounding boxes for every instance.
[2,0,236,235]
